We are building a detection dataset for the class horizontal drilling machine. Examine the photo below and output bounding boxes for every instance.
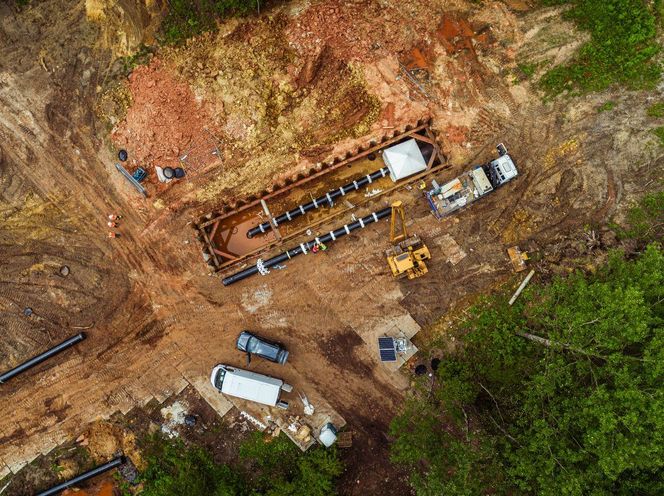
[385,201,430,279]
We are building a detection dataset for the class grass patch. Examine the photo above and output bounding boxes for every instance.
[161,0,263,44]
[647,102,664,117]
[613,190,664,241]
[540,0,661,96]
[652,126,664,145]
[598,100,615,112]
[518,63,538,78]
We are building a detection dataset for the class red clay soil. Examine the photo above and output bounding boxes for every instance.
[288,0,419,62]
[111,58,222,173]
[444,124,470,144]
[62,480,115,496]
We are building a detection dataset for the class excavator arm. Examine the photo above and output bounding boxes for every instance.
[389,201,408,244]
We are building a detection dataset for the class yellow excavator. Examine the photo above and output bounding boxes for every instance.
[386,201,430,279]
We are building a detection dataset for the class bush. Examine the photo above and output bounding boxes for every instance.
[139,432,342,495]
[240,431,342,495]
[652,126,664,145]
[140,435,243,496]
[540,0,661,96]
[598,101,615,112]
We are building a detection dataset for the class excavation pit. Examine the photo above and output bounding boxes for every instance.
[195,121,446,271]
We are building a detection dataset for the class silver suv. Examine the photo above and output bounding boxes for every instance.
[236,331,289,365]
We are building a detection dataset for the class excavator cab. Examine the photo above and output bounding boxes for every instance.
[386,201,430,279]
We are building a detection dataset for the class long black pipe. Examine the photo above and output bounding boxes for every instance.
[247,166,390,238]
[0,333,86,384]
[36,456,126,496]
[224,206,392,286]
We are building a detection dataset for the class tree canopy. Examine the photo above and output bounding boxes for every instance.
[390,244,664,495]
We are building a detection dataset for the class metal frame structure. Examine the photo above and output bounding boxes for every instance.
[194,119,447,273]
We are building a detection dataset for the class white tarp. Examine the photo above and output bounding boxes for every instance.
[383,138,427,182]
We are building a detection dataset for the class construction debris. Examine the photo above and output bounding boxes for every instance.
[299,393,315,415]
[509,270,535,306]
[507,246,529,272]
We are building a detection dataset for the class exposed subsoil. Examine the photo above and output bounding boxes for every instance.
[1,0,663,495]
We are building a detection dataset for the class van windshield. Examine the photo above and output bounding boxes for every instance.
[215,369,226,389]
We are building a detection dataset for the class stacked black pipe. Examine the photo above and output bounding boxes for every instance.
[247,166,390,238]
[224,206,392,286]
[36,456,126,496]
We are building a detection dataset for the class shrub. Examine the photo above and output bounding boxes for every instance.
[598,100,615,112]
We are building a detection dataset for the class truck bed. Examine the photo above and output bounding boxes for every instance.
[426,167,490,219]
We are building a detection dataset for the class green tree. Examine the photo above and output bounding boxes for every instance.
[391,244,664,495]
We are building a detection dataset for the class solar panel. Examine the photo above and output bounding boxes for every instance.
[378,337,397,362]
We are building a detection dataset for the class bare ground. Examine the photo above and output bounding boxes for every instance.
[0,0,663,495]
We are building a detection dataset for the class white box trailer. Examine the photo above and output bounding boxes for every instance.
[210,364,292,409]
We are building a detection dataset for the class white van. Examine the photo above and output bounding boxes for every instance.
[210,364,292,409]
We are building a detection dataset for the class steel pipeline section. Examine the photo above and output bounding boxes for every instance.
[223,206,392,286]
[246,166,390,238]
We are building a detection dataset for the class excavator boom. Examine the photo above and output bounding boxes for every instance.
[389,201,408,244]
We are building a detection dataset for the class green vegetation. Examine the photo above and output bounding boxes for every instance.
[517,63,538,79]
[390,243,664,495]
[161,0,262,44]
[597,100,615,112]
[140,432,342,495]
[120,45,155,75]
[648,102,664,118]
[141,435,242,495]
[652,126,664,145]
[540,0,661,96]
[613,190,664,241]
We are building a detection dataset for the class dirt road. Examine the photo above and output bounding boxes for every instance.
[1,1,662,495]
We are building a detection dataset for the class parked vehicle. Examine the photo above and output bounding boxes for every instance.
[426,143,518,219]
[236,330,289,365]
[210,364,292,408]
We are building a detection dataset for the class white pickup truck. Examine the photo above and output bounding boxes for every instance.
[210,364,292,409]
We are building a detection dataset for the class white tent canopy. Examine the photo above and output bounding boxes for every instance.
[382,138,427,182]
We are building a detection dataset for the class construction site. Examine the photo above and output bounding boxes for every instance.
[1,0,662,494]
